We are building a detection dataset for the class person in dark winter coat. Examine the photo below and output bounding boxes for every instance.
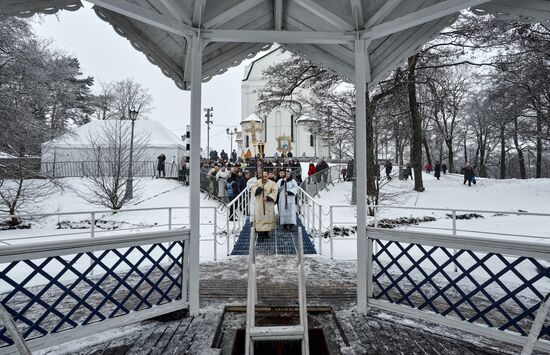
[442,163,447,175]
[227,172,240,220]
[384,160,393,180]
[404,163,413,180]
[230,150,237,163]
[346,159,354,181]
[157,153,166,178]
[210,150,218,161]
[434,161,441,180]
[220,149,228,162]
[463,162,475,186]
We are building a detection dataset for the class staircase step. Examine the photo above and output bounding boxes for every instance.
[249,325,305,341]
[230,216,317,256]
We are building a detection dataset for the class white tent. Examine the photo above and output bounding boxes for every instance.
[41,120,186,176]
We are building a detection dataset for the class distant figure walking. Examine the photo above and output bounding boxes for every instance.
[463,162,476,187]
[384,160,393,180]
[442,163,447,175]
[404,163,413,180]
[425,162,431,174]
[434,161,441,180]
[157,153,166,178]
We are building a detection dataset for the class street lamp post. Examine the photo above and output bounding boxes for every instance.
[124,106,139,201]
[204,107,213,158]
[226,127,238,154]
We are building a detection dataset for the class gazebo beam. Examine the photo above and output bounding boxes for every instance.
[192,0,207,27]
[158,0,192,24]
[294,0,353,30]
[350,0,364,30]
[88,0,197,37]
[361,0,491,40]
[203,0,264,29]
[274,0,283,30]
[202,29,355,44]
[364,0,402,28]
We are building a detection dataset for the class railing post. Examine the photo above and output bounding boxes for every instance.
[226,207,231,256]
[374,207,378,254]
[182,238,190,303]
[329,206,334,260]
[452,210,457,272]
[0,304,31,355]
[168,207,172,231]
[90,212,95,239]
[318,204,323,255]
[214,207,218,261]
[366,233,374,307]
[90,212,95,276]
[521,293,550,355]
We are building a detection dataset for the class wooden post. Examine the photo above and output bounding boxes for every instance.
[355,38,369,314]
[188,35,202,316]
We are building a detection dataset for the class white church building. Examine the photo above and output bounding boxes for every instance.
[240,48,329,159]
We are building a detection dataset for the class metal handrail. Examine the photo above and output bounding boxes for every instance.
[329,204,550,218]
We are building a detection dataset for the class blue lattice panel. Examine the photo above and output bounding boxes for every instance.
[0,241,184,348]
[372,239,550,340]
[231,217,316,255]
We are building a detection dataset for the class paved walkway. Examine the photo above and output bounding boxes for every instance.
[42,256,539,355]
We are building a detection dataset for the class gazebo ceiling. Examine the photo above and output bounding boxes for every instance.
[2,0,550,89]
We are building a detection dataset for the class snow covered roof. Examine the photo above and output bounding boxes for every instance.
[241,113,263,124]
[3,1,550,89]
[296,115,318,124]
[0,151,16,159]
[43,120,184,149]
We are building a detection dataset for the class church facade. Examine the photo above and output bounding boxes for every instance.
[240,48,329,159]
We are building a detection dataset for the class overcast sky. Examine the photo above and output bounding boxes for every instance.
[33,1,266,153]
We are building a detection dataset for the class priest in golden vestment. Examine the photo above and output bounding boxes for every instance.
[252,171,278,239]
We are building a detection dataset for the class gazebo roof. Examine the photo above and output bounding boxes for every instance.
[2,1,549,90]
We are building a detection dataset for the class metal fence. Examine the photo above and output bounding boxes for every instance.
[367,228,550,352]
[40,161,184,179]
[300,164,346,197]
[0,230,189,352]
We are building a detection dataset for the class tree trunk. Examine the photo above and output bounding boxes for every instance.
[536,112,542,178]
[447,141,455,173]
[500,125,506,179]
[513,119,526,179]
[407,54,424,192]
[366,92,377,197]
[422,134,432,166]
[463,135,468,165]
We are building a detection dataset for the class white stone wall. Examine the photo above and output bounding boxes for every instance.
[241,48,330,159]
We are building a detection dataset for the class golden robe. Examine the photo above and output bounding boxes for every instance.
[252,179,277,232]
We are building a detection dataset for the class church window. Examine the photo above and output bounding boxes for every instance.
[291,115,294,141]
[245,135,249,148]
[310,134,314,147]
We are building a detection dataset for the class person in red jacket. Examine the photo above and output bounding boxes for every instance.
[308,162,316,176]
[425,162,431,174]
[307,162,316,184]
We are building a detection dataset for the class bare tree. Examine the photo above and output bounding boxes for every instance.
[112,79,153,119]
[78,120,149,210]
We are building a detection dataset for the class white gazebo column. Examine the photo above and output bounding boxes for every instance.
[355,38,369,314]
[188,35,202,316]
